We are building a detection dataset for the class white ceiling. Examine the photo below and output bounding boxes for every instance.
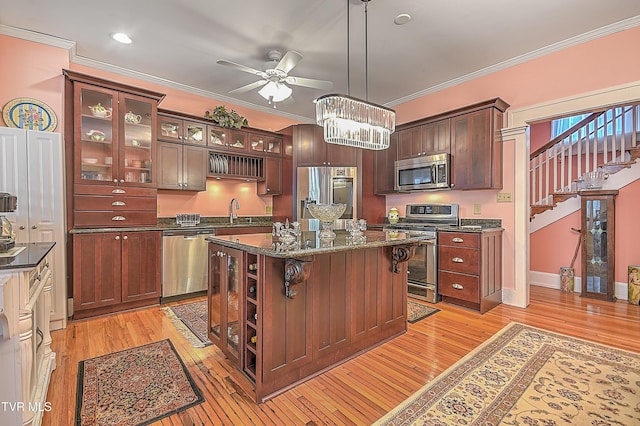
[2,0,640,123]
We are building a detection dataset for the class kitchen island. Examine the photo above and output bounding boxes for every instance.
[206,230,423,403]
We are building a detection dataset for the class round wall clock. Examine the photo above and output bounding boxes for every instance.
[2,97,58,131]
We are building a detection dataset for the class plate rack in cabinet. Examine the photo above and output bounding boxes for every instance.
[244,252,259,382]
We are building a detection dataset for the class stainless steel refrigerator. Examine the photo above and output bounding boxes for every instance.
[296,166,357,231]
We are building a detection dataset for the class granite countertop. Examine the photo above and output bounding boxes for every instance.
[0,242,56,270]
[70,216,273,234]
[207,229,429,258]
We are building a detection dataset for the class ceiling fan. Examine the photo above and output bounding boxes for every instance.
[217,50,333,106]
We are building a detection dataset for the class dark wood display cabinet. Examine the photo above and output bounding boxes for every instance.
[580,190,617,301]
[157,113,207,146]
[438,230,503,313]
[208,243,244,368]
[72,230,161,319]
[63,70,165,228]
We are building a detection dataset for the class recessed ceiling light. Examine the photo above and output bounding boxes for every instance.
[394,13,411,25]
[111,32,132,44]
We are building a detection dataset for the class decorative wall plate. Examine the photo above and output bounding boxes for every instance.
[2,97,58,131]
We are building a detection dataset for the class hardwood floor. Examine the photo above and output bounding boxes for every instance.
[43,286,640,425]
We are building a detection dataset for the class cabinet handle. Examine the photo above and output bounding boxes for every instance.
[266,188,270,192]
[120,179,124,183]
[123,235,128,240]
[115,236,120,240]
[112,215,126,221]
[452,283,464,290]
[19,226,25,230]
[113,179,118,183]
[452,237,464,243]
[452,257,464,263]
[112,201,126,206]
[31,225,37,229]
[112,188,126,194]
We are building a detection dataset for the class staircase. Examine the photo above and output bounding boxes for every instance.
[529,103,640,220]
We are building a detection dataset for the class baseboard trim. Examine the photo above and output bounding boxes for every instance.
[530,270,628,300]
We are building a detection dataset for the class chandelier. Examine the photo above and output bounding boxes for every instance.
[315,0,395,150]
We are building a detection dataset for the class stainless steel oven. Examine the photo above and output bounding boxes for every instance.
[385,203,459,303]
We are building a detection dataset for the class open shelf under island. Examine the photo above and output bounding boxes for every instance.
[206,229,426,403]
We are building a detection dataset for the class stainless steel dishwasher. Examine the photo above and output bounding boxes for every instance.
[162,228,214,298]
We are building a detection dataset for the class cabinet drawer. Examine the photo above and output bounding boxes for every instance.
[75,195,156,211]
[74,184,157,197]
[74,211,157,227]
[438,271,479,303]
[438,246,479,275]
[438,232,479,248]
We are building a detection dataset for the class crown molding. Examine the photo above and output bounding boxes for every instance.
[0,24,75,49]
[386,15,640,108]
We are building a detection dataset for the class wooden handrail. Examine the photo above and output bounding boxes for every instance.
[530,112,605,159]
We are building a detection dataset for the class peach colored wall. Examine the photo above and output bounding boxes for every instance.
[0,37,69,130]
[530,122,551,153]
[387,25,640,289]
[157,180,271,217]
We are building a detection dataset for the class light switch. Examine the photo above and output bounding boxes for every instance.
[473,204,482,214]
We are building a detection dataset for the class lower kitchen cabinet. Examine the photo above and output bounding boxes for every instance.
[72,230,161,319]
[438,230,502,313]
[208,243,244,368]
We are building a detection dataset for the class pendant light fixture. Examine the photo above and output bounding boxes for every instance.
[315,0,395,150]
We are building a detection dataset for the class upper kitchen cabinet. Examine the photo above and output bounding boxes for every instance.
[397,120,450,160]
[158,113,207,146]
[249,132,283,157]
[207,125,249,153]
[294,124,357,167]
[374,131,399,194]
[64,70,165,189]
[450,98,509,190]
[157,141,207,191]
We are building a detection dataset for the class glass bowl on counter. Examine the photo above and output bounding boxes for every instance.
[307,203,346,240]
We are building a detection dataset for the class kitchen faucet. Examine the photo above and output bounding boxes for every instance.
[229,198,240,224]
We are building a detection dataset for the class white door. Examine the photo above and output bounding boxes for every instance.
[0,127,29,242]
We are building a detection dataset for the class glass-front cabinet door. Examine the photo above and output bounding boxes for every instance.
[208,246,222,346]
[76,83,117,184]
[580,190,617,301]
[121,96,153,185]
[225,248,242,361]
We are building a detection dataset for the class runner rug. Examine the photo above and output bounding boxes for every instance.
[75,339,204,426]
[374,322,640,425]
[407,300,440,324]
[162,300,212,347]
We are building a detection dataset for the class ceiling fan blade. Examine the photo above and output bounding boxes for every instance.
[217,60,267,78]
[275,51,303,74]
[229,80,268,94]
[285,76,333,90]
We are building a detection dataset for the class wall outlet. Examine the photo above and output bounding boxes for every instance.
[473,204,482,214]
[497,192,513,203]
[265,206,273,214]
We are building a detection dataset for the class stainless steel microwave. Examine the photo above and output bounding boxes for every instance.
[394,153,451,191]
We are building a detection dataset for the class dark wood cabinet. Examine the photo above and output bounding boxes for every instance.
[438,230,502,313]
[374,132,399,194]
[422,119,450,155]
[450,101,507,190]
[72,230,161,319]
[64,70,164,228]
[580,190,617,301]
[208,243,244,367]
[157,141,207,191]
[249,132,283,156]
[257,156,282,195]
[397,126,423,160]
[157,114,207,146]
[294,124,357,167]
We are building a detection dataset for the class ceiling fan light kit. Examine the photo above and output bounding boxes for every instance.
[315,0,395,151]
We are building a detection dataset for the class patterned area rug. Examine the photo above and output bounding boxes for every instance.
[374,322,640,425]
[162,300,211,348]
[75,339,204,426]
[407,300,440,323]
